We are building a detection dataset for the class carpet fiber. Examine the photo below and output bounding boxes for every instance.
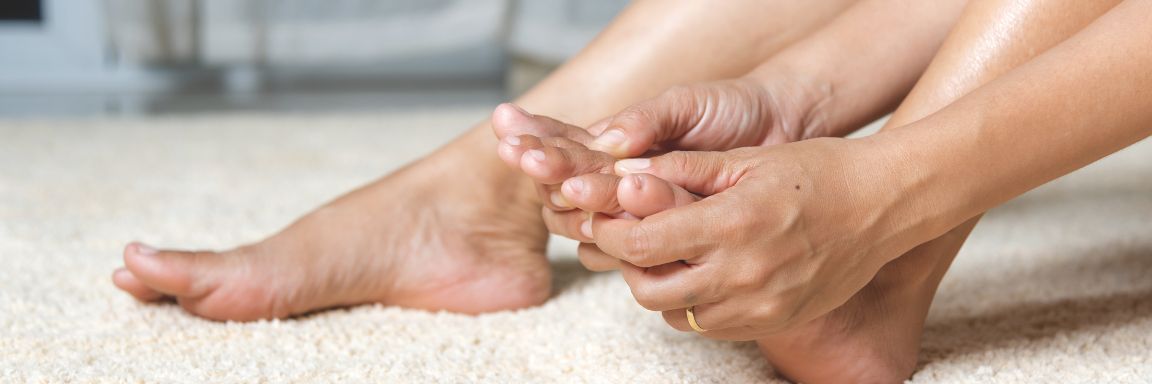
[2,110,1150,383]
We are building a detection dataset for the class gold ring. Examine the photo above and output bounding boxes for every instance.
[686,306,707,333]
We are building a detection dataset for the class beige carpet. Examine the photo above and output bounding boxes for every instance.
[2,109,1150,383]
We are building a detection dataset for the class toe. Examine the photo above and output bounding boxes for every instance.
[490,103,596,145]
[520,144,616,185]
[122,242,214,299]
[111,267,167,302]
[561,174,622,213]
[618,173,700,218]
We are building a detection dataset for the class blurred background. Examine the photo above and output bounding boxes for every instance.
[0,0,628,117]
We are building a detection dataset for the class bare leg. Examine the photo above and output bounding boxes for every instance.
[110,0,856,321]
[486,2,1125,378]
[756,0,1123,382]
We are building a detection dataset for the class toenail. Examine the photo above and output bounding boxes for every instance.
[581,216,594,239]
[564,178,585,195]
[508,103,533,117]
[630,174,645,190]
[615,158,651,174]
[526,149,546,162]
[592,129,628,154]
[135,243,157,256]
[503,136,521,146]
[550,191,572,208]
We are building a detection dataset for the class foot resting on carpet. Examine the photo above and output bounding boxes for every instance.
[113,127,553,321]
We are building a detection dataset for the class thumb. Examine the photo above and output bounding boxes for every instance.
[588,85,710,158]
[613,151,741,196]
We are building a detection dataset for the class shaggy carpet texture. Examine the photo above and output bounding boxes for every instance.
[1,110,1150,383]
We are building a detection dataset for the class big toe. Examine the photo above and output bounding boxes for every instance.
[618,173,700,218]
[121,242,217,300]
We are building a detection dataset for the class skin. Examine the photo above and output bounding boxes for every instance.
[586,0,1144,340]
[110,0,857,320]
[501,0,1129,381]
[760,0,1125,382]
[497,0,967,254]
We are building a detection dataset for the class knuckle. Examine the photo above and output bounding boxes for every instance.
[661,151,693,173]
[541,136,578,148]
[621,225,656,265]
[615,104,654,128]
[631,286,663,311]
[662,85,693,101]
[727,207,759,233]
[727,269,760,293]
[756,296,799,327]
[665,85,701,110]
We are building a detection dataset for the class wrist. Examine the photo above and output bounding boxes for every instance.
[857,128,976,261]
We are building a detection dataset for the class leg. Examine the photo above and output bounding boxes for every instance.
[110,0,856,321]
[755,0,1124,382]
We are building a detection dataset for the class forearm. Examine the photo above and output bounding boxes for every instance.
[746,0,967,139]
[877,0,1152,252]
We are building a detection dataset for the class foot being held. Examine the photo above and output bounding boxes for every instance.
[500,116,960,383]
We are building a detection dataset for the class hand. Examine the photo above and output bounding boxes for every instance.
[591,137,928,341]
[490,78,829,256]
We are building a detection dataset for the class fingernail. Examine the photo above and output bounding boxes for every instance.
[564,178,585,195]
[135,243,157,256]
[526,149,546,162]
[581,217,594,239]
[503,135,521,146]
[550,191,572,208]
[615,158,651,174]
[508,103,533,117]
[592,129,628,153]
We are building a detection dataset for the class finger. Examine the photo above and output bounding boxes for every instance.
[660,305,762,341]
[617,260,728,312]
[590,196,728,267]
[588,86,711,158]
[490,103,596,145]
[661,303,729,333]
[577,242,620,272]
[561,173,623,214]
[674,298,786,341]
[617,173,701,218]
[542,208,594,242]
[614,150,743,196]
[519,140,617,185]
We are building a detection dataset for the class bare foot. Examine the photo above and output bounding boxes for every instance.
[613,171,962,383]
[754,225,968,384]
[112,128,552,321]
[492,108,964,383]
[513,134,959,383]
